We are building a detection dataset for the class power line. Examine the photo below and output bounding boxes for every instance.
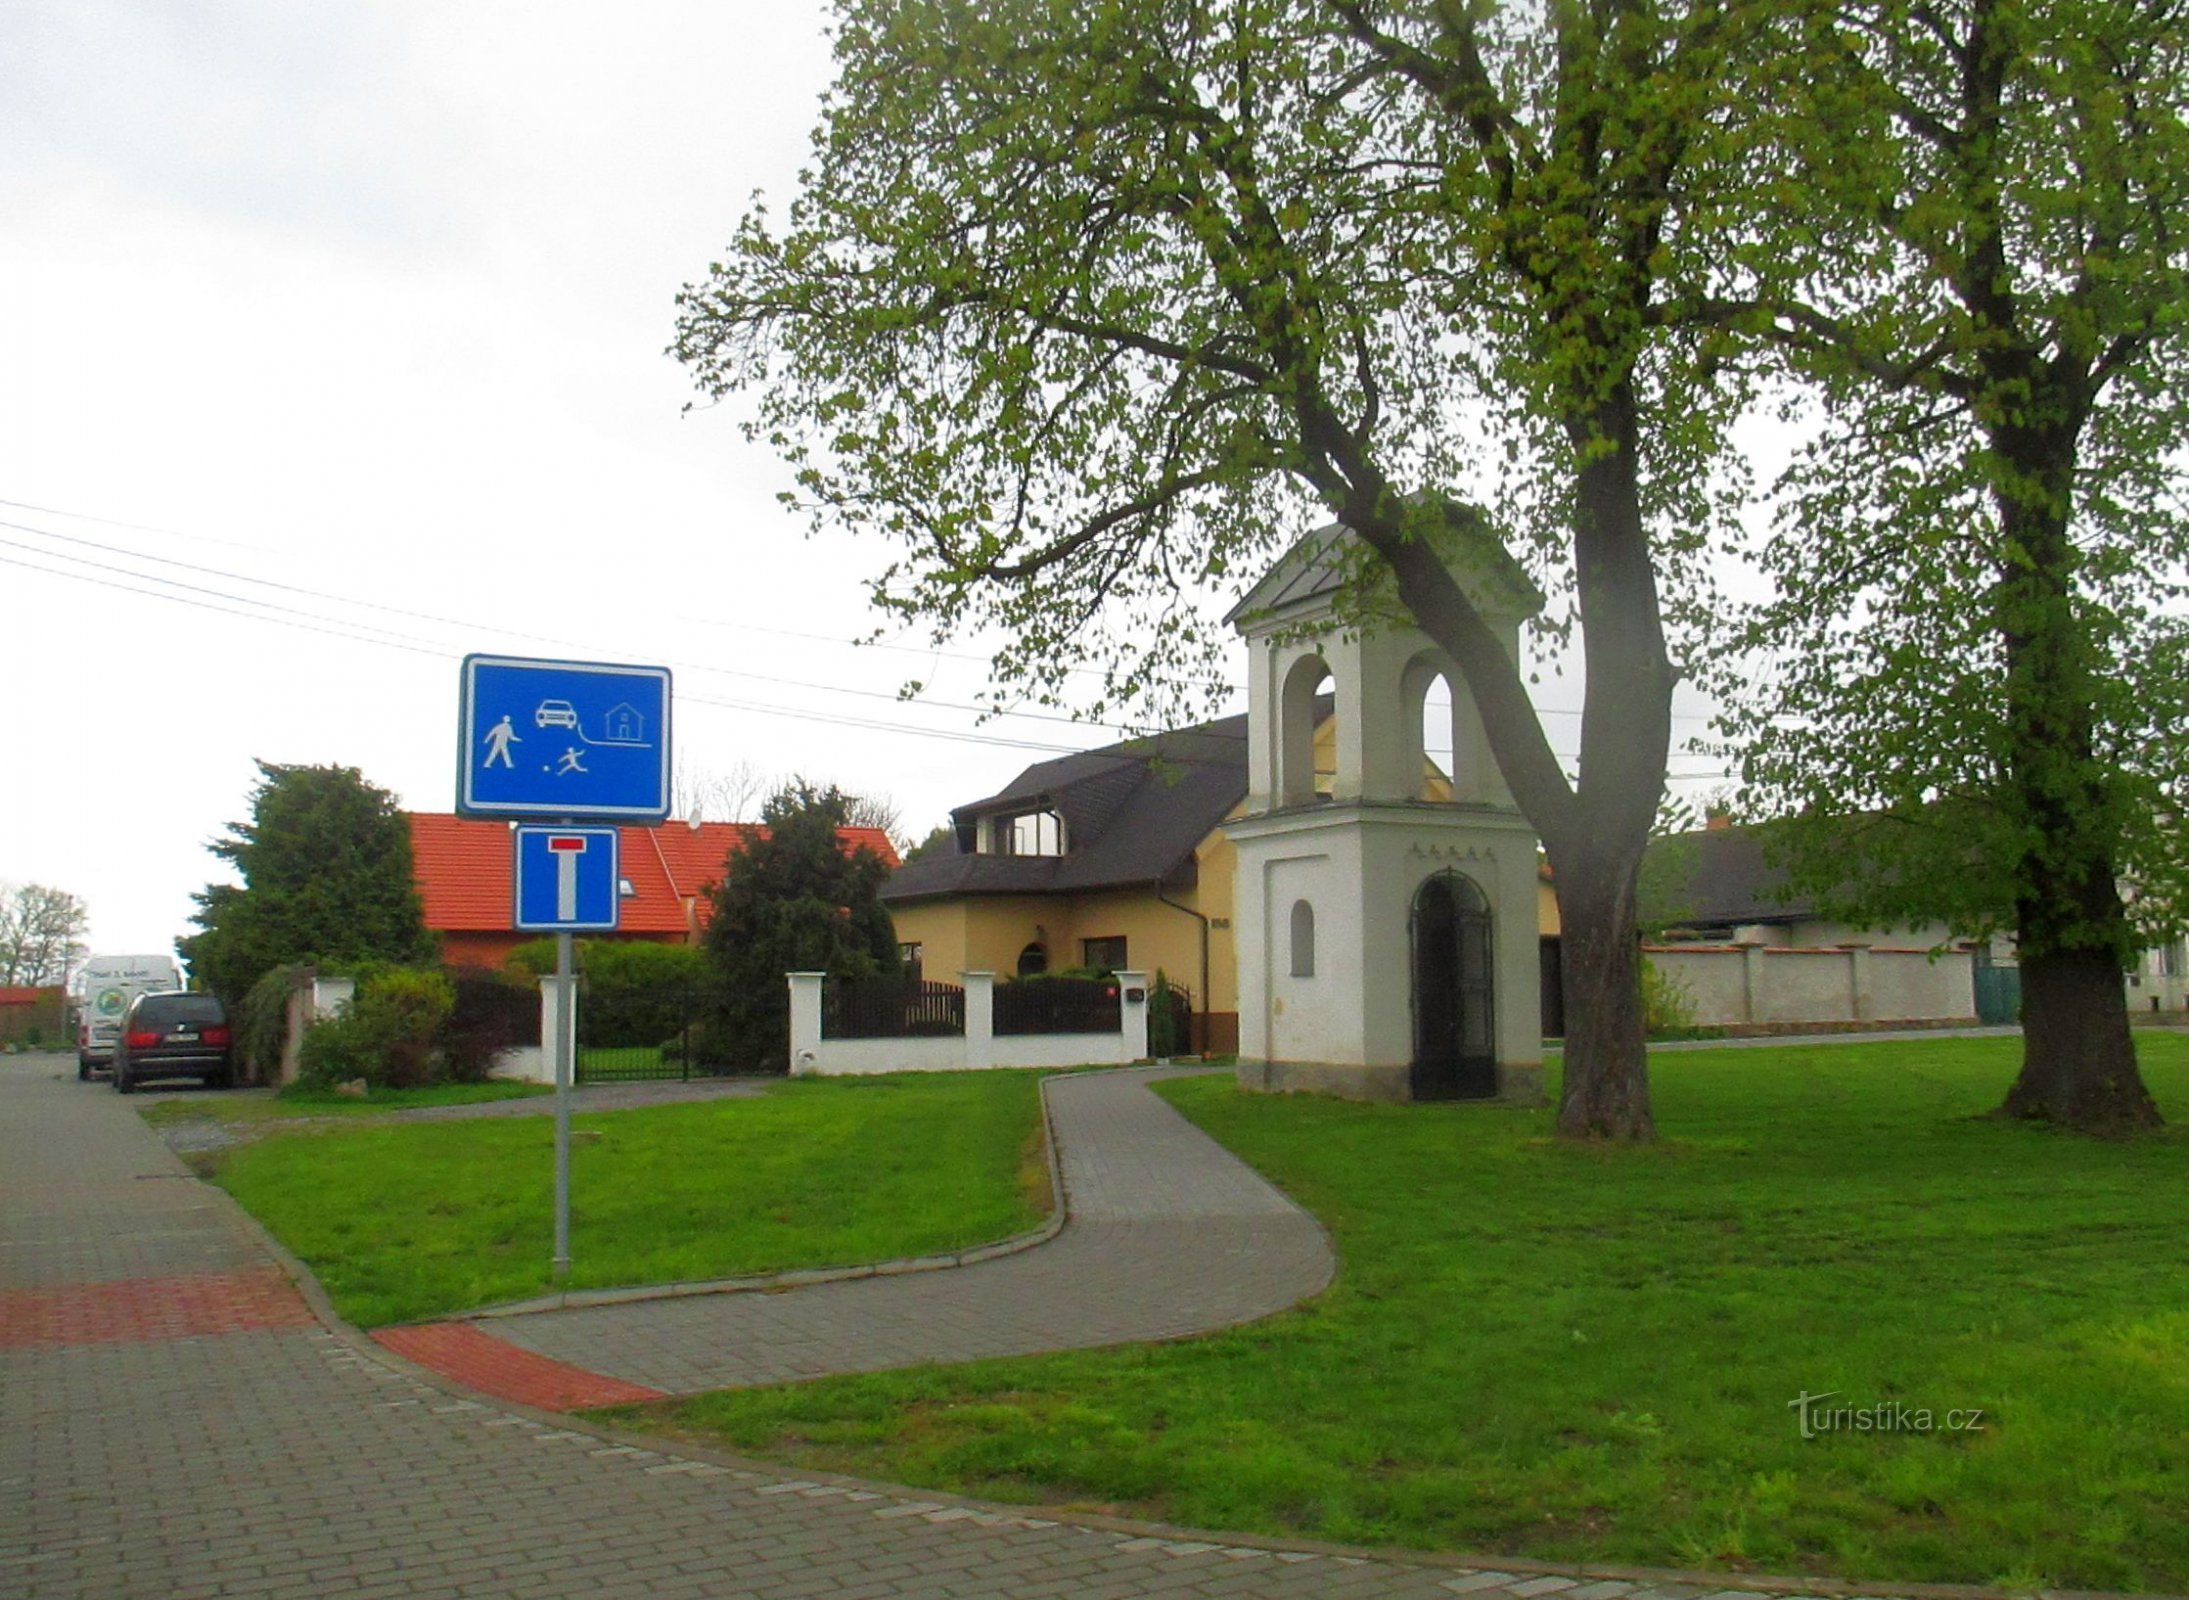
[7,492,1727,766]
[0,550,451,660]
[0,549,1104,755]
[4,493,1722,726]
[0,513,1164,738]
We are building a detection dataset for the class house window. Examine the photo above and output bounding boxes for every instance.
[899,942,924,982]
[1081,936,1127,973]
[2166,940,2185,979]
[1289,900,1316,977]
[988,807,1065,857]
[1017,941,1048,976]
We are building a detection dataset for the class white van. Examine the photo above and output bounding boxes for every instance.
[77,953,184,1079]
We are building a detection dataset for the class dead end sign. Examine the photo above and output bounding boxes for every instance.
[513,825,621,931]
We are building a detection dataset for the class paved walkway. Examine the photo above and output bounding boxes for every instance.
[0,1051,1926,1599]
[405,1068,1333,1399]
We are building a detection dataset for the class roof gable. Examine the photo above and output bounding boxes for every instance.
[885,713,1249,903]
[1639,826,1809,928]
[1224,498,1544,631]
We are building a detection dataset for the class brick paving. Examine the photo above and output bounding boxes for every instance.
[2,1051,1975,1600]
[373,1323,667,1410]
[0,1268,315,1348]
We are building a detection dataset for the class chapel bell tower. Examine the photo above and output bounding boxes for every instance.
[1224,504,1545,1103]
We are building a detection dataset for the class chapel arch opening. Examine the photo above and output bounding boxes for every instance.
[1279,653,1335,807]
[1400,654,1462,802]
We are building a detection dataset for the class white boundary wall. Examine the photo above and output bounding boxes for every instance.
[1646,939,1976,1029]
[788,970,1151,1075]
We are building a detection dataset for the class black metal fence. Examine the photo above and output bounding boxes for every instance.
[993,975,1121,1035]
[821,977,967,1040]
[1147,978,1194,1057]
[575,980,746,1084]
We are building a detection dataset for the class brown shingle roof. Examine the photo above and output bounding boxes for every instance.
[882,715,1248,902]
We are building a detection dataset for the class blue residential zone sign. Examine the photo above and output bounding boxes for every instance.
[512,826,622,932]
[459,654,672,821]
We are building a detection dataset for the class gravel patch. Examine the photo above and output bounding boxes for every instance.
[146,1075,775,1158]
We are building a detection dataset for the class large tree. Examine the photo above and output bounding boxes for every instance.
[677,0,1777,1138]
[0,882,90,986]
[1723,0,2187,1133]
[701,779,901,1071]
[179,762,438,1003]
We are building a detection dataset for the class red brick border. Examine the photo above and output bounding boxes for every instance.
[373,1321,667,1411]
[0,1269,317,1348]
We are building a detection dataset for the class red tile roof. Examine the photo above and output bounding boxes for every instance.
[406,815,900,940]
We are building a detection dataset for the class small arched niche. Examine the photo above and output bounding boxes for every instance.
[1289,898,1316,977]
[1016,942,1048,977]
[1279,653,1336,807]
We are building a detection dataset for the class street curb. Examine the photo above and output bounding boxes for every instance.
[429,1066,1078,1322]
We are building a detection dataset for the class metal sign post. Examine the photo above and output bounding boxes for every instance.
[511,824,622,1287]
[461,653,670,1289]
[552,929,575,1283]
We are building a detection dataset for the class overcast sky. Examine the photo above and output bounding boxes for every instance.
[2,0,1724,961]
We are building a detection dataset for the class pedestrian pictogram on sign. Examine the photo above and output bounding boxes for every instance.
[459,655,671,821]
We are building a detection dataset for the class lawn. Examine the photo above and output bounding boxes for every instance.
[606,1034,2189,1593]
[207,1071,1050,1326]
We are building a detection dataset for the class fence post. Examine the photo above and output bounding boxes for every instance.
[1117,969,1149,1062]
[1735,927,1768,1024]
[787,972,825,1074]
[962,972,995,1070]
[531,981,569,1087]
[1840,941,1874,1022]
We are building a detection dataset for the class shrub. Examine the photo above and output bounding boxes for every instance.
[577,941,710,1048]
[505,939,710,1048]
[1147,968,1191,1057]
[1641,958,1701,1038]
[504,938,558,980]
[297,967,455,1089]
[701,780,900,1073]
[241,963,313,1084]
[441,967,538,1082]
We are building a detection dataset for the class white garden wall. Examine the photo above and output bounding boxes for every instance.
[1647,941,1976,1030]
[787,970,1151,1076]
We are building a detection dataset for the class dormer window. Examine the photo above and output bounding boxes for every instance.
[986,806,1065,857]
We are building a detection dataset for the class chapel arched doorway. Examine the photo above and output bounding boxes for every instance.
[1411,870,1497,1100]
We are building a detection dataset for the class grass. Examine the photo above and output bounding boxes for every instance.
[604,1034,2189,1593]
[578,1045,670,1075]
[206,1071,1049,1326]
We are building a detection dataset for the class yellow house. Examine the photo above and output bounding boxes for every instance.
[883,713,1251,1052]
[884,708,1568,1052]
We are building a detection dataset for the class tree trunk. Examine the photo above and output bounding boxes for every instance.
[1550,837,1656,1140]
[2003,944,2158,1134]
[1983,401,2162,1135]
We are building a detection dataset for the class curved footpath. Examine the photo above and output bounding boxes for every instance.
[4,1052,1983,1600]
[378,1067,1334,1403]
